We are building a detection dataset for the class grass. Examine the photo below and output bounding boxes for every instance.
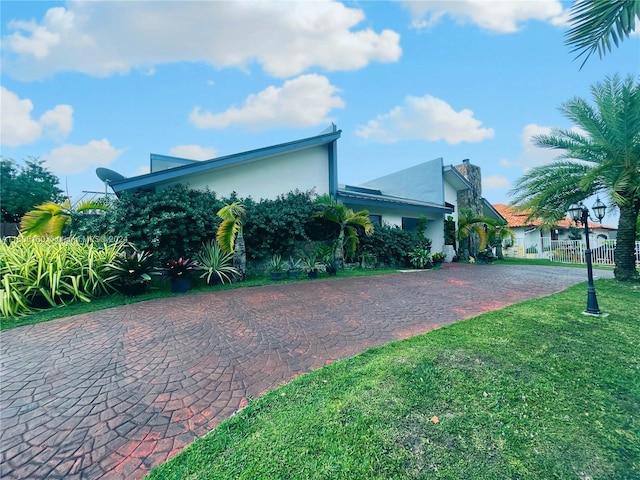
[146,279,640,480]
[0,267,402,331]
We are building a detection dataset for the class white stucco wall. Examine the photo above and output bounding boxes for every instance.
[165,146,330,200]
[344,204,447,253]
[443,181,459,224]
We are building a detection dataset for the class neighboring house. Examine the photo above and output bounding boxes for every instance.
[493,204,617,256]
[108,125,494,255]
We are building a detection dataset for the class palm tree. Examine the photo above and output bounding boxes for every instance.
[313,194,374,269]
[487,224,515,260]
[216,202,246,279]
[19,199,109,237]
[566,0,639,68]
[456,209,500,258]
[510,74,640,281]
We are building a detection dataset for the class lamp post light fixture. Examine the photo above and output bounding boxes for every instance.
[568,198,607,315]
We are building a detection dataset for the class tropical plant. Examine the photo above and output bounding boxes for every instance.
[444,215,456,246]
[268,254,285,273]
[0,236,124,317]
[313,194,374,269]
[1,157,64,223]
[108,246,160,287]
[566,0,639,68]
[486,223,515,260]
[301,251,324,274]
[195,240,239,285]
[431,252,446,265]
[456,209,500,258]
[409,247,432,269]
[217,202,246,279]
[20,199,109,237]
[165,258,198,279]
[510,74,640,281]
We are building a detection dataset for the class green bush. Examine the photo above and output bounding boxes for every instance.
[73,184,225,264]
[0,236,124,317]
[358,224,420,267]
[243,190,328,262]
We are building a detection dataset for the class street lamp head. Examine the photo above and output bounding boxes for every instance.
[592,197,606,223]
[568,203,584,223]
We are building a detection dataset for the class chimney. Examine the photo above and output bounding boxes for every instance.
[455,159,482,216]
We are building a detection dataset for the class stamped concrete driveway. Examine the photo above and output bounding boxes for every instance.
[0,264,613,479]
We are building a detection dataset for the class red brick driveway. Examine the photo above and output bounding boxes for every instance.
[0,264,613,479]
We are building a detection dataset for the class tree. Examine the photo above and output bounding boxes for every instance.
[1,157,64,223]
[456,209,500,258]
[313,194,374,269]
[20,199,109,237]
[487,223,515,260]
[566,0,639,68]
[217,202,247,279]
[510,74,640,281]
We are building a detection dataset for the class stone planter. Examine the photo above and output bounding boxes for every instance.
[171,276,191,293]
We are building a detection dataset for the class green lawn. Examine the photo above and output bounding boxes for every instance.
[146,279,639,480]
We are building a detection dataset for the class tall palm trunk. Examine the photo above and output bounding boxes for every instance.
[334,230,345,270]
[614,202,640,281]
[234,233,246,281]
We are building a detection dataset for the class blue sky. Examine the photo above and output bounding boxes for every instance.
[1,0,638,214]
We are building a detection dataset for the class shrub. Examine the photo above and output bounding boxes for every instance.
[243,190,323,262]
[73,184,225,264]
[0,236,124,317]
[358,224,420,267]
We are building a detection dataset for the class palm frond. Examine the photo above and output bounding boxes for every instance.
[216,218,240,254]
[20,202,66,236]
[566,0,639,68]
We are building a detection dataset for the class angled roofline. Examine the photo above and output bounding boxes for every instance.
[482,199,507,223]
[337,188,453,215]
[111,129,342,194]
[150,154,200,165]
[443,165,472,191]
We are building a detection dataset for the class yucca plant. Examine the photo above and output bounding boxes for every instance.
[195,240,239,285]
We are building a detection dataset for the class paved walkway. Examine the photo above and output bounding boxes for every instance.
[0,264,613,479]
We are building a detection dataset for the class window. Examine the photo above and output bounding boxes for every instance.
[402,217,418,232]
[369,214,382,227]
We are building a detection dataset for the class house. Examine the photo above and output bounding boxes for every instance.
[107,125,494,256]
[493,204,617,257]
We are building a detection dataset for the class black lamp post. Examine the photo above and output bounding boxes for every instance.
[567,198,607,315]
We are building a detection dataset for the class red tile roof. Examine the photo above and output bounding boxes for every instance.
[493,204,615,230]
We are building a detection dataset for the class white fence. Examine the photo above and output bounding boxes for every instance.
[503,239,640,266]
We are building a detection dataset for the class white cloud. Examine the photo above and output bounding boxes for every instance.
[40,104,73,139]
[190,74,344,130]
[511,123,558,172]
[399,0,568,33]
[483,175,511,190]
[44,139,126,175]
[133,165,150,176]
[0,87,73,146]
[356,94,494,144]
[2,1,401,80]
[169,145,217,160]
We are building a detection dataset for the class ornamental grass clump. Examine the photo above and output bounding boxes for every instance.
[0,236,125,318]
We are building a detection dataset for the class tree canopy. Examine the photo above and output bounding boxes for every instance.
[510,74,640,281]
[1,157,64,223]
